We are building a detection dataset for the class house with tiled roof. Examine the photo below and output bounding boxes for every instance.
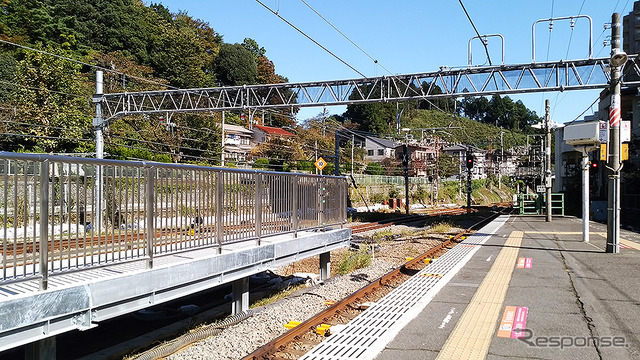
[252,124,295,145]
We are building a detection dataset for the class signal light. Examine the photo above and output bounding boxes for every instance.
[590,161,599,172]
[466,154,474,169]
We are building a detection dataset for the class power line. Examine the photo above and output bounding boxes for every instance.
[300,0,390,74]
[458,0,493,66]
[0,132,94,143]
[0,119,92,135]
[299,0,445,113]
[255,0,367,78]
[0,39,176,90]
[0,79,89,99]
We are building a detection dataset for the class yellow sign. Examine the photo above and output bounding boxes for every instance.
[622,143,629,161]
[600,144,607,161]
[314,157,327,171]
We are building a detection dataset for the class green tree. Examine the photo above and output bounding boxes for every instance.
[214,43,257,86]
[438,153,459,178]
[3,45,91,153]
[241,37,265,60]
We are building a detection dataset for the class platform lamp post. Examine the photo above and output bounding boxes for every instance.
[606,13,627,254]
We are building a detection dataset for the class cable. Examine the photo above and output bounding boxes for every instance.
[0,79,89,99]
[564,0,586,59]
[0,39,176,90]
[299,0,444,113]
[300,0,390,74]
[458,0,493,66]
[0,119,92,135]
[0,132,93,142]
[255,0,367,78]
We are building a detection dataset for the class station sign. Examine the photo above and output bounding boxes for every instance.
[536,185,545,193]
[598,121,608,143]
[622,121,631,142]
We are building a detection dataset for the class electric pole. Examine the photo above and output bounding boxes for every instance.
[545,99,552,222]
[93,71,104,232]
[221,111,225,166]
[607,13,627,253]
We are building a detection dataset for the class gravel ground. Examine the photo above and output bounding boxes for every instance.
[166,222,459,360]
[168,260,397,360]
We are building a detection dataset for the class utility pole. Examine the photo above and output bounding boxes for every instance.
[466,147,473,211]
[93,70,104,232]
[403,143,409,215]
[221,111,225,166]
[499,129,504,190]
[351,134,354,176]
[545,99,552,222]
[334,130,340,176]
[607,13,627,253]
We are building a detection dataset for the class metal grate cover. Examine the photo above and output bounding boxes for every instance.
[300,215,509,360]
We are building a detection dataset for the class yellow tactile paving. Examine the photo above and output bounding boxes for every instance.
[591,233,640,250]
[526,231,582,234]
[437,231,523,360]
[620,239,640,250]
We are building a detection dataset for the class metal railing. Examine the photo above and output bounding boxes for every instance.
[516,193,564,215]
[0,152,347,288]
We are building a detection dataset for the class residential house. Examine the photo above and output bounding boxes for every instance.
[393,143,437,177]
[251,124,295,145]
[364,136,398,162]
[441,145,488,180]
[222,124,253,163]
[486,149,518,178]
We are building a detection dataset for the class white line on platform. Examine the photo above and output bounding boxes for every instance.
[439,307,456,329]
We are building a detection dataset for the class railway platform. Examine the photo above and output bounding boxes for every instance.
[300,215,640,360]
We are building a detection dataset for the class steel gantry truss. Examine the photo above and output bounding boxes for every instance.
[96,56,640,122]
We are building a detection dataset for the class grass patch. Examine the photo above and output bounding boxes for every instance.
[372,229,393,241]
[431,222,452,234]
[250,284,307,308]
[337,249,372,275]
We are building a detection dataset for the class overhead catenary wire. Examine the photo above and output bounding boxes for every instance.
[299,0,445,113]
[255,0,367,78]
[458,0,493,66]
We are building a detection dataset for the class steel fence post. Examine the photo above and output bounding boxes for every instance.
[146,166,156,269]
[215,170,223,253]
[292,175,299,237]
[39,160,49,291]
[255,172,262,246]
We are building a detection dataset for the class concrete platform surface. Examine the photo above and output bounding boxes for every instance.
[374,215,640,360]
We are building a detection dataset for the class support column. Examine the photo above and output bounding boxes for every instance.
[319,251,331,281]
[607,13,625,254]
[93,71,104,234]
[25,337,56,360]
[582,150,590,242]
[545,99,552,222]
[232,277,249,315]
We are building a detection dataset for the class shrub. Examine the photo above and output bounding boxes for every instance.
[337,249,372,275]
[431,222,452,233]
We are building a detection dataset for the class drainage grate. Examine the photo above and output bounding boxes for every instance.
[299,215,509,360]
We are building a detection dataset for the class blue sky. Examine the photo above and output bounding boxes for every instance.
[155,0,634,125]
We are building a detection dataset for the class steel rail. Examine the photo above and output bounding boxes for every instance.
[242,210,505,360]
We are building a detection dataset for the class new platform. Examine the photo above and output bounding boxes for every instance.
[301,215,640,360]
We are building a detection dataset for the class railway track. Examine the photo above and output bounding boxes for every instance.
[0,221,289,258]
[242,209,504,360]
